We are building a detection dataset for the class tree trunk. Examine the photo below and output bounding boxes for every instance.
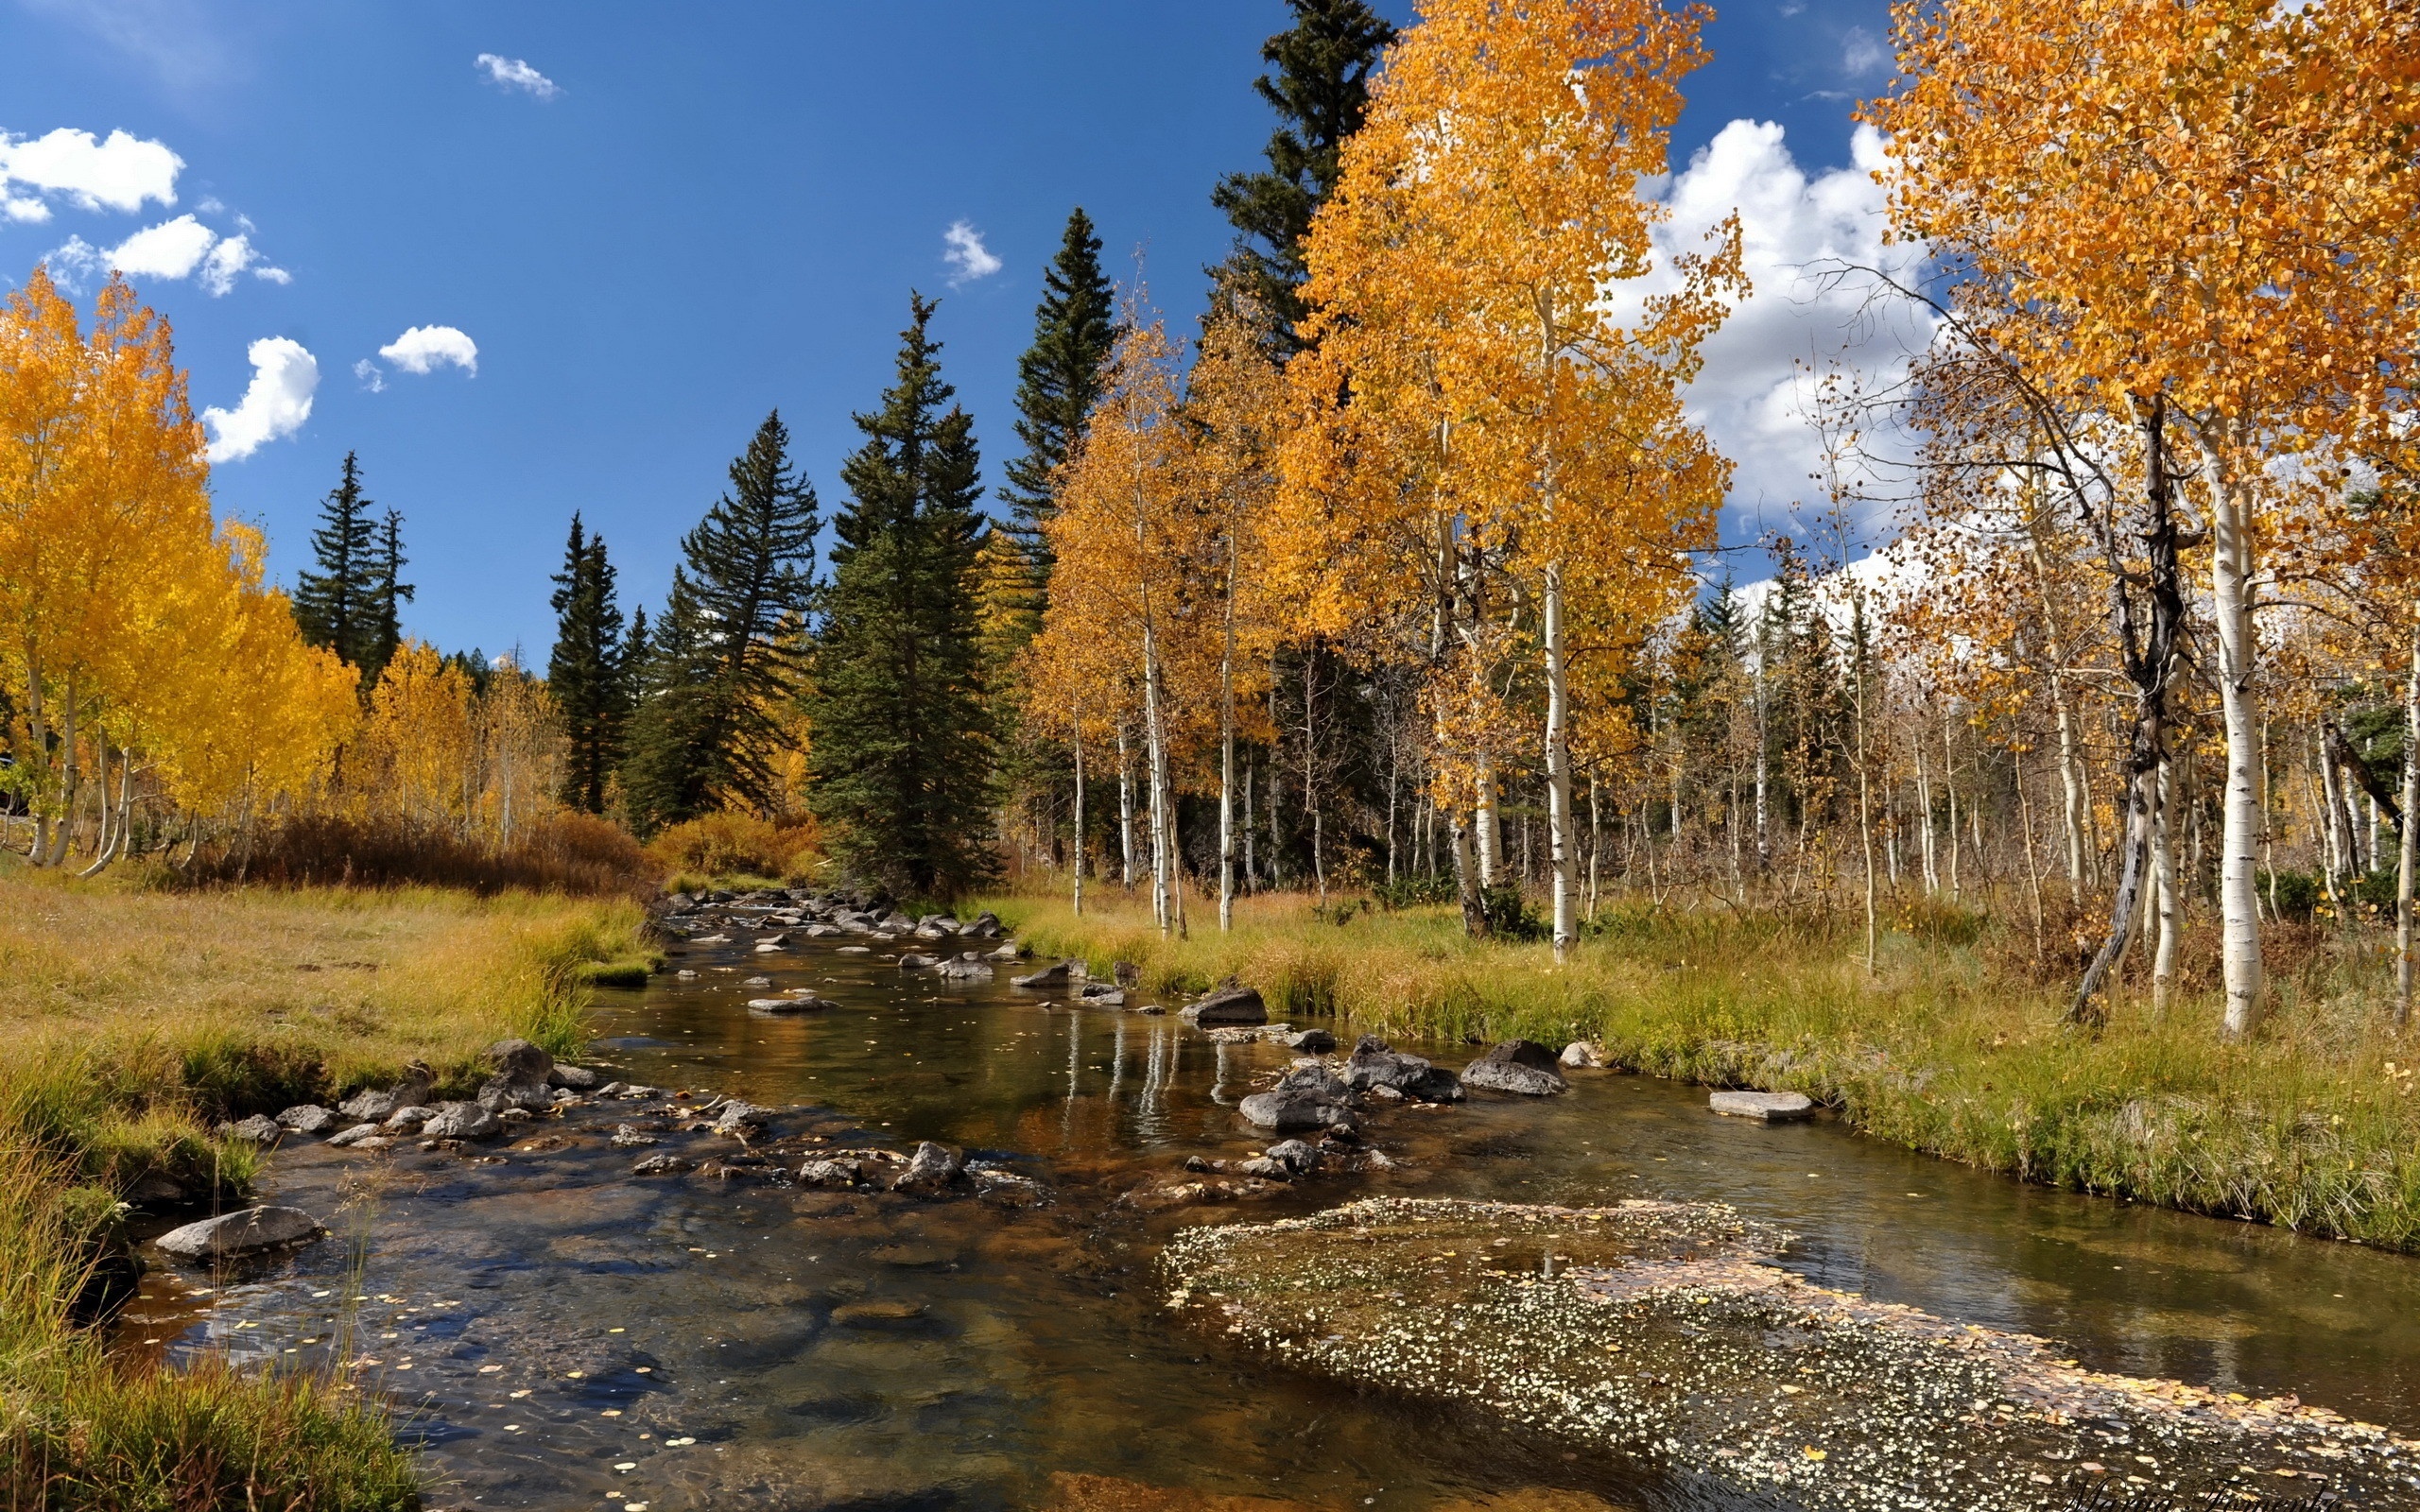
[1451,811,1488,937]
[1219,572,1237,933]
[2200,434,2265,1037]
[1475,749,1499,887]
[1141,611,1171,934]
[1243,751,1256,893]
[1942,713,1961,902]
[1117,725,1136,889]
[77,741,112,878]
[2152,756,2179,1012]
[1071,711,1086,918]
[2400,610,2418,1029]
[1544,562,1576,961]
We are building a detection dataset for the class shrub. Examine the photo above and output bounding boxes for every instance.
[172,812,657,897]
[647,811,820,884]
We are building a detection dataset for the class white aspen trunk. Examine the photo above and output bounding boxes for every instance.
[2400,609,2418,1028]
[1219,567,1237,933]
[2203,438,2265,1035]
[1942,713,1961,902]
[2318,732,2346,899]
[1587,777,1601,920]
[1752,656,1770,876]
[1303,651,1326,906]
[43,680,80,868]
[1852,604,1876,974]
[2152,756,2179,1012]
[1385,742,1399,887]
[1071,708,1086,918]
[1475,749,1499,887]
[77,741,112,878]
[1916,728,1939,894]
[1117,725,1137,889]
[24,648,49,864]
[1544,561,1576,961]
[1243,752,1256,893]
[2051,677,2090,905]
[1142,614,1170,934]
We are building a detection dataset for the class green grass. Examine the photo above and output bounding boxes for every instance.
[0,866,652,1510]
[997,889,2420,1251]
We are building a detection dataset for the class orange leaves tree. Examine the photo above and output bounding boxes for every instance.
[1281,0,1740,954]
[1871,0,2420,1032]
[0,266,354,872]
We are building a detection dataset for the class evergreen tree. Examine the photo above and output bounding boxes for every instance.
[1209,0,1397,349]
[997,207,1119,605]
[806,294,996,896]
[547,513,630,814]
[291,452,381,679]
[362,508,413,689]
[620,412,819,834]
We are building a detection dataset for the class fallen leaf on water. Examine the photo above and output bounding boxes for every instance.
[1803,1448,1827,1462]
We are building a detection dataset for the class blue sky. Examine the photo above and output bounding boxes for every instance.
[1,0,1906,661]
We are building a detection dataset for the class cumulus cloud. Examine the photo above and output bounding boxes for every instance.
[0,127,181,222]
[1618,120,1935,527]
[203,337,318,463]
[45,213,288,295]
[376,325,477,376]
[942,220,1001,286]
[1840,26,1889,76]
[475,53,561,99]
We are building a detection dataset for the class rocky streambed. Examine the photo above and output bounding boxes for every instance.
[108,890,2420,1511]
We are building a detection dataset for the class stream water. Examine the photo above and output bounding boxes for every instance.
[117,931,2420,1511]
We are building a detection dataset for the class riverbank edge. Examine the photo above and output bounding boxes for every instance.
[1,877,650,1512]
[999,897,2420,1255]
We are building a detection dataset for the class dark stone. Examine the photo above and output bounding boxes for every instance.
[935,953,994,979]
[1461,1041,1570,1096]
[1186,979,1268,1027]
[891,1141,967,1194]
[897,953,939,970]
[1011,960,1080,989]
[337,1063,432,1123]
[1266,1139,1321,1175]
[1238,1066,1357,1132]
[749,994,837,1015]
[1287,1029,1337,1054]
[1341,1038,1465,1104]
[547,1064,600,1091]
[799,1157,863,1188]
[488,1039,555,1081]
[714,1100,773,1136]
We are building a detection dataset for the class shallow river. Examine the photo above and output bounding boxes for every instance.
[118,932,2420,1511]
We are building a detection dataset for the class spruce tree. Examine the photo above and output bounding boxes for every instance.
[361,508,413,689]
[291,452,381,677]
[997,207,1119,605]
[1209,0,1396,350]
[547,513,630,814]
[806,294,996,896]
[620,412,818,834]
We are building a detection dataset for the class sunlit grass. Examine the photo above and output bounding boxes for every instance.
[1000,886,2420,1249]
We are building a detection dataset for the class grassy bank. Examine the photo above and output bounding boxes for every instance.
[0,866,649,1509]
[1001,891,2420,1251]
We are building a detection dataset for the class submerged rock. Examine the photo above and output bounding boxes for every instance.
[1461,1040,1569,1097]
[1709,1090,1816,1122]
[749,995,836,1015]
[156,1205,325,1261]
[1164,1196,2420,1512]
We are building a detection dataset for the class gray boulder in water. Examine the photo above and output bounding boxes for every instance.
[1340,1037,1464,1104]
[216,1114,284,1144]
[1011,960,1081,989]
[891,1142,967,1194]
[1239,1065,1357,1132]
[337,1063,433,1123]
[422,1101,502,1140]
[477,1038,558,1112]
[155,1206,325,1261]
[1461,1040,1568,1097]
[1185,980,1268,1026]
[276,1104,339,1134]
[935,953,994,979]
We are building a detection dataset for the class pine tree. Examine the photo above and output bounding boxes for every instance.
[362,508,413,689]
[1209,0,1396,349]
[997,207,1119,606]
[806,294,997,896]
[620,412,819,834]
[547,513,630,814]
[291,452,382,679]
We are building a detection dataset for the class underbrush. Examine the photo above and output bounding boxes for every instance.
[647,812,818,889]
[171,812,658,898]
[1002,889,2420,1250]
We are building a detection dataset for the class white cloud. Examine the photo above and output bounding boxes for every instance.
[475,53,561,99]
[44,213,289,295]
[353,358,385,393]
[1841,26,1888,76]
[0,127,181,221]
[1620,120,1935,527]
[377,324,478,375]
[942,220,1002,286]
[203,337,317,463]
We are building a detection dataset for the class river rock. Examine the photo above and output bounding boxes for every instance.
[1077,984,1125,1006]
[217,1114,284,1143]
[477,1040,558,1113]
[1238,1156,1293,1180]
[337,1063,433,1123]
[547,1064,600,1091]
[1461,1040,1568,1096]
[898,953,939,970]
[804,923,843,937]
[1708,1090,1816,1122]
[1012,960,1082,989]
[324,1122,382,1147]
[1341,1037,1464,1103]
[714,1100,773,1136]
[987,943,1023,961]
[610,1124,659,1148]
[155,1206,325,1261]
[750,994,837,1015]
[891,1141,968,1194]
[1560,1040,1614,1069]
[632,1152,692,1176]
[1238,1066,1357,1132]
[381,1106,434,1133]
[935,953,994,979]
[1185,979,1268,1026]
[965,913,1004,939]
[276,1105,339,1134]
[1266,1139,1320,1175]
[799,1157,863,1188]
[1286,1029,1337,1054]
[879,911,916,932]
[423,1101,502,1141]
